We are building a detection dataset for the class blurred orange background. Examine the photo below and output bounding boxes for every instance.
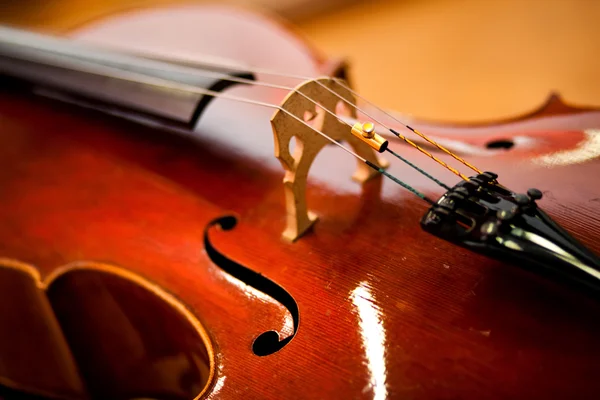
[2,0,600,122]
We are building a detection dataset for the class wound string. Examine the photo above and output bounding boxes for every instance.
[21,47,432,204]
[331,79,483,175]
[385,148,450,190]
[155,53,481,180]
[28,35,462,187]
[100,60,452,189]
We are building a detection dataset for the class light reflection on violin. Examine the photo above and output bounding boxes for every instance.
[350,280,388,400]
[534,129,600,167]
[0,3,600,400]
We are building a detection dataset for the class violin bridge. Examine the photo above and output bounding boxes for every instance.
[270,78,389,242]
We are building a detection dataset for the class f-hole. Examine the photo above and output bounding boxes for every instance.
[203,216,299,356]
[486,139,514,149]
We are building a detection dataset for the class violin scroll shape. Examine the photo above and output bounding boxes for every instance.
[422,172,600,289]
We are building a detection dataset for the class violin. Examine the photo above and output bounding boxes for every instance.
[1,4,600,399]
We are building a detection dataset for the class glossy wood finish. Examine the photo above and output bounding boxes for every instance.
[2,5,600,399]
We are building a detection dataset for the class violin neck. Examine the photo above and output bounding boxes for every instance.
[0,26,254,129]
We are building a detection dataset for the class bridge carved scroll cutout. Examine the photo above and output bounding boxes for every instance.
[271,78,389,242]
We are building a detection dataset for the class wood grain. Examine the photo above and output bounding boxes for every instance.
[2,69,600,399]
[1,4,600,399]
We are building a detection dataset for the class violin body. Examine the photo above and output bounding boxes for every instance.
[2,5,600,399]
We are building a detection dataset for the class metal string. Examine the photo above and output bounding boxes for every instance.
[385,148,450,190]
[79,55,453,189]
[10,31,456,187]
[45,40,452,188]
[301,78,472,181]
[377,166,434,204]
[165,54,482,178]
[331,78,483,175]
[18,48,432,203]
[154,69,455,188]
[388,129,470,181]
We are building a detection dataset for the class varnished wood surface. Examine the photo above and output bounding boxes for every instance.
[1,4,600,399]
[2,0,600,122]
[2,77,600,399]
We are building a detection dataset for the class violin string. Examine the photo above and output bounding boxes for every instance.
[225,63,480,178]
[388,129,470,181]
[7,32,455,186]
[4,32,360,133]
[331,78,483,175]
[42,38,452,189]
[310,81,471,181]
[365,161,434,204]
[150,53,480,179]
[385,148,450,190]
[17,49,432,204]
[105,62,453,188]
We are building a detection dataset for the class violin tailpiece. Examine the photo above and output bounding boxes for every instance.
[271,78,389,242]
[421,172,600,289]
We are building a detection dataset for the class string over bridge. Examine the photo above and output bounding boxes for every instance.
[271,78,389,242]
